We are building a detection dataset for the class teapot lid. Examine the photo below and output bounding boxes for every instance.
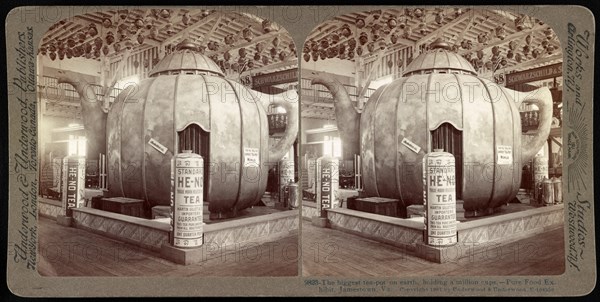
[402,38,477,77]
[148,39,224,77]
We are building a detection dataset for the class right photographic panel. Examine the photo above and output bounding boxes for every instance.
[300,8,564,277]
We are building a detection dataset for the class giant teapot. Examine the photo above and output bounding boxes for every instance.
[312,39,553,216]
[58,39,298,218]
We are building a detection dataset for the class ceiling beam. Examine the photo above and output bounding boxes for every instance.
[162,13,219,45]
[207,29,283,57]
[458,24,548,55]
[199,15,222,45]
[239,59,297,77]
[416,10,473,46]
[501,54,562,73]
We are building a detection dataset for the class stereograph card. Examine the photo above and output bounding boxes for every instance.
[4,5,596,297]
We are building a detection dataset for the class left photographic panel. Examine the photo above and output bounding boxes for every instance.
[36,7,300,277]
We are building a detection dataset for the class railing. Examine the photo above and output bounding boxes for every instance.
[38,75,122,104]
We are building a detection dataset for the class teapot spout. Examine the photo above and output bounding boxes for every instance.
[57,70,107,161]
[311,75,360,160]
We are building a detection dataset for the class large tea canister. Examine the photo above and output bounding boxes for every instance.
[316,156,339,216]
[170,150,204,248]
[533,154,549,201]
[61,155,86,216]
[552,177,562,203]
[542,177,554,205]
[307,158,317,190]
[279,158,295,203]
[287,181,299,208]
[422,149,457,246]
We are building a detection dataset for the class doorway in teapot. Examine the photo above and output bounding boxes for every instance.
[431,122,463,200]
[177,123,210,201]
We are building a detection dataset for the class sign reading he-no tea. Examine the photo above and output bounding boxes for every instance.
[170,151,204,248]
[422,149,457,246]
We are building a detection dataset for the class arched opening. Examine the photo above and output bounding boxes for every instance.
[431,122,463,199]
[177,124,210,201]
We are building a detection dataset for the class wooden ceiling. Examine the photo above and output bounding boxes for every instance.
[39,8,298,76]
[304,8,561,69]
[302,8,563,120]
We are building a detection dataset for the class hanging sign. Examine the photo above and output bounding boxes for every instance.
[505,63,562,86]
[252,68,298,88]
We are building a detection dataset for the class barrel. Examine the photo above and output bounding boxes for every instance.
[552,176,562,203]
[278,158,295,203]
[287,181,299,208]
[170,150,204,248]
[542,177,554,205]
[533,154,549,201]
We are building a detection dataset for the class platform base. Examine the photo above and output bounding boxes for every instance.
[415,242,461,264]
[56,215,73,227]
[160,243,205,265]
[311,216,329,228]
[326,203,564,263]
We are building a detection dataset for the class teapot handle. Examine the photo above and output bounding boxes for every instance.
[521,87,554,163]
[268,91,299,163]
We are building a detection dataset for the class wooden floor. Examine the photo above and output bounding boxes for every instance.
[301,222,565,277]
[38,216,298,277]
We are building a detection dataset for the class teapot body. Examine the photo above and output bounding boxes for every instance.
[106,74,269,216]
[360,73,523,212]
